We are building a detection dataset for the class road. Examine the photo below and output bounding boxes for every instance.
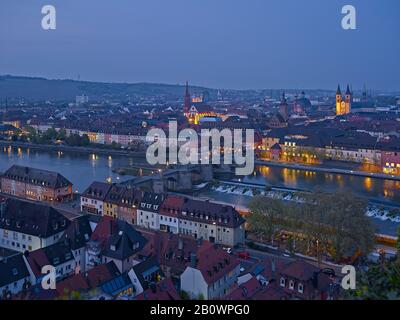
[231,243,344,275]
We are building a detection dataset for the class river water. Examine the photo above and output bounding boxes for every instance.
[0,146,399,203]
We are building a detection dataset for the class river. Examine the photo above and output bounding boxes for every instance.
[0,146,399,203]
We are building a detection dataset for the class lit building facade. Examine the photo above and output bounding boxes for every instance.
[336,85,352,115]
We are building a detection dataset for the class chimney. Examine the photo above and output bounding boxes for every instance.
[109,220,114,235]
[271,259,276,279]
[0,200,7,218]
[64,237,71,247]
[190,253,197,268]
[178,237,183,250]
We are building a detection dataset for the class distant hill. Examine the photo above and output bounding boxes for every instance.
[0,75,217,102]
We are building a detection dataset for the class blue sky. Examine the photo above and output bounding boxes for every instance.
[0,0,399,90]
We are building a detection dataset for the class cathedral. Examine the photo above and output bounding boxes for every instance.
[183,81,215,124]
[336,84,352,115]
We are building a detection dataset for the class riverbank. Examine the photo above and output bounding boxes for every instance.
[0,140,149,159]
[194,181,400,237]
[255,159,400,181]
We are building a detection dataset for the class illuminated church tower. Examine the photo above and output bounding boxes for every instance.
[183,81,191,117]
[336,84,352,116]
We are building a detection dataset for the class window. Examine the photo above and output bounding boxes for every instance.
[280,277,285,287]
[289,280,295,290]
[298,283,304,293]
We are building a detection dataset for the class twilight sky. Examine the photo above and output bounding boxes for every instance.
[0,0,399,90]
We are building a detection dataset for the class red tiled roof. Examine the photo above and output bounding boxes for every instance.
[140,231,208,274]
[136,278,180,300]
[225,277,262,300]
[56,273,90,296]
[196,245,240,285]
[280,259,320,281]
[159,195,184,217]
[252,284,288,300]
[90,216,115,244]
[86,262,120,289]
[25,250,50,277]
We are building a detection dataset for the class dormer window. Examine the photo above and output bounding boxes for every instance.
[280,277,285,287]
[110,245,116,251]
[298,283,304,293]
[289,280,295,290]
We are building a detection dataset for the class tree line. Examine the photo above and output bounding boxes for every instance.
[247,190,376,262]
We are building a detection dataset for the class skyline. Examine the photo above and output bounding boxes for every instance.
[1,74,399,94]
[0,0,399,91]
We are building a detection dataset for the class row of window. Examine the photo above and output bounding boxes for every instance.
[1,238,32,251]
[82,198,100,206]
[140,212,230,232]
[280,277,304,293]
[2,230,33,242]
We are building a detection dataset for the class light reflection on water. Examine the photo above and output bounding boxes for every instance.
[0,146,399,202]
[243,165,400,203]
[0,147,131,192]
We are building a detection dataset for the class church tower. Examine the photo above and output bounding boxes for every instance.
[279,92,288,121]
[183,81,191,117]
[345,84,352,114]
[336,84,352,116]
[336,85,342,115]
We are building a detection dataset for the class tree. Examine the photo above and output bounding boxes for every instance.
[57,128,67,140]
[347,261,400,300]
[397,227,400,256]
[180,290,189,300]
[323,190,375,261]
[248,196,286,244]
[248,190,375,262]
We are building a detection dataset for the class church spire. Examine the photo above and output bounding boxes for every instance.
[336,85,341,95]
[346,84,351,95]
[185,81,189,96]
[183,81,191,115]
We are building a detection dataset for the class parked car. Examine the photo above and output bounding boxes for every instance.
[237,251,250,259]
[322,268,336,276]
